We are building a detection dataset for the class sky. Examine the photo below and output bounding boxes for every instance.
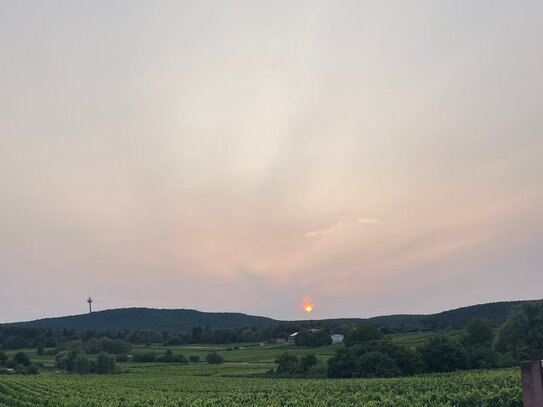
[1,1,542,323]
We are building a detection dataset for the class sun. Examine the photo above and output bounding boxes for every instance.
[300,296,316,313]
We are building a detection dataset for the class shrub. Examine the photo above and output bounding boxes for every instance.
[295,330,332,347]
[25,365,39,375]
[0,351,7,365]
[55,351,77,371]
[95,352,116,374]
[132,353,157,363]
[115,353,129,363]
[298,354,318,373]
[327,348,357,378]
[61,340,85,354]
[189,355,200,363]
[275,353,299,374]
[355,351,401,378]
[418,336,466,373]
[74,354,90,374]
[13,352,31,367]
[205,352,224,364]
[99,338,132,355]
[345,326,383,347]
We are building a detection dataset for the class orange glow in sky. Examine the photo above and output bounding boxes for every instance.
[301,297,315,313]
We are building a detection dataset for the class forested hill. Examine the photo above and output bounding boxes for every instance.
[6,308,277,333]
[5,300,536,333]
[303,300,533,330]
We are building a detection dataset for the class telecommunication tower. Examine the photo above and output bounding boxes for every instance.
[87,297,93,313]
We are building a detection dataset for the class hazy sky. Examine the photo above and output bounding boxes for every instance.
[1,1,542,322]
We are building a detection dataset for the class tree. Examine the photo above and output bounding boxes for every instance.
[462,318,498,369]
[0,351,7,365]
[61,340,85,354]
[418,336,466,373]
[351,340,423,376]
[275,353,299,374]
[189,355,200,364]
[298,353,318,373]
[99,338,132,354]
[132,353,156,363]
[205,352,224,364]
[85,337,102,354]
[344,326,383,347]
[13,352,31,366]
[26,365,39,375]
[327,348,357,378]
[95,352,116,374]
[55,351,77,371]
[463,319,495,347]
[356,351,401,378]
[495,301,543,360]
[295,330,332,347]
[74,354,90,374]
[36,343,45,356]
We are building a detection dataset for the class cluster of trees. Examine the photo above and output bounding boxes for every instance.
[294,330,332,347]
[205,352,224,364]
[55,351,117,374]
[0,327,60,350]
[274,353,319,375]
[328,339,423,378]
[133,349,188,363]
[61,337,132,355]
[494,300,543,360]
[0,321,348,351]
[0,351,38,375]
[325,301,543,379]
[327,319,506,378]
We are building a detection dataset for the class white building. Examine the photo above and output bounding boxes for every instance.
[330,333,344,344]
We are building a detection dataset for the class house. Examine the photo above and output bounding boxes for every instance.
[287,332,298,343]
[330,333,344,344]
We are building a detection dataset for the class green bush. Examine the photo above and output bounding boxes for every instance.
[345,326,383,347]
[205,352,224,364]
[74,354,90,374]
[95,352,116,374]
[13,352,31,367]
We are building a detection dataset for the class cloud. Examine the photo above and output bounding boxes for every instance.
[305,223,345,238]
[358,218,380,224]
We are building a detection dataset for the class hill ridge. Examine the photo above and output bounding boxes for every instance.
[4,299,540,333]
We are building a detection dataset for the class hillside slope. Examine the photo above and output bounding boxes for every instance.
[7,308,277,333]
[5,300,538,333]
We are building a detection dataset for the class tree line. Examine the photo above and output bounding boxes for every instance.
[275,301,543,378]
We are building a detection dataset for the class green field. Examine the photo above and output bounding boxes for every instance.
[0,343,522,407]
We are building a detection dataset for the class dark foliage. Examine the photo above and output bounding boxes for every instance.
[418,336,467,372]
[205,352,224,364]
[295,330,332,347]
[328,340,422,378]
[95,352,116,374]
[13,352,31,367]
[344,326,384,347]
[495,300,543,360]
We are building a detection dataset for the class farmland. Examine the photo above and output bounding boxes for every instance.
[0,342,522,407]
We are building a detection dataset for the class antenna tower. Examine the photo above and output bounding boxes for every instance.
[87,297,93,313]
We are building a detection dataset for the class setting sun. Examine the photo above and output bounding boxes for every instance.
[304,304,313,312]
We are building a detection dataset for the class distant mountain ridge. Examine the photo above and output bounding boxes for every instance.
[4,300,538,333]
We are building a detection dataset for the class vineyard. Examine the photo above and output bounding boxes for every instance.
[0,363,521,407]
